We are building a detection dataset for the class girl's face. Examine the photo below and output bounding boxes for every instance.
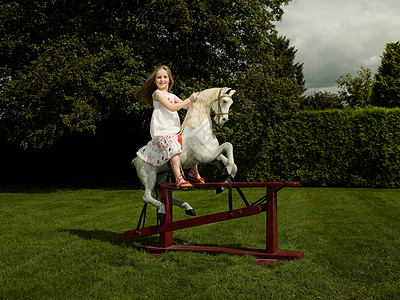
[154,69,170,91]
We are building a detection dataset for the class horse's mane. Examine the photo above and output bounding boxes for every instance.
[180,88,221,132]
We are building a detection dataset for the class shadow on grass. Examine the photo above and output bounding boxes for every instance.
[0,184,142,194]
[62,228,249,252]
[62,229,159,248]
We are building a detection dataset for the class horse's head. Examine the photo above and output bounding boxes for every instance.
[211,88,235,125]
[180,87,236,131]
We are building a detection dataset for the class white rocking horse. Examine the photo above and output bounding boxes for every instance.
[132,87,237,221]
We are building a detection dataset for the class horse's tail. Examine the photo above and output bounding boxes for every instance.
[132,157,138,167]
[178,124,185,135]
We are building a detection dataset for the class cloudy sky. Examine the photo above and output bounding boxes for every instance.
[275,0,400,94]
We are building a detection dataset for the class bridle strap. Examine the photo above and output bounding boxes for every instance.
[214,88,232,117]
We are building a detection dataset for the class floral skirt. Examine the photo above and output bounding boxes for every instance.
[136,134,183,166]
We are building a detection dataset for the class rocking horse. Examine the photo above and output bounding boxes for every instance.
[132,87,237,221]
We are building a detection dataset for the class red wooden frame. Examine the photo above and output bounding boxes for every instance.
[124,182,304,265]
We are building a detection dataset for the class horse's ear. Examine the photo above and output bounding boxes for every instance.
[226,88,235,96]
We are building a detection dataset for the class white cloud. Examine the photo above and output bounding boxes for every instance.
[305,86,340,96]
[275,0,400,93]
[363,55,381,68]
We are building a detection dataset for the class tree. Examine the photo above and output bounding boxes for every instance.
[0,1,148,149]
[298,91,343,111]
[371,41,400,107]
[0,0,301,150]
[270,34,305,90]
[336,67,374,108]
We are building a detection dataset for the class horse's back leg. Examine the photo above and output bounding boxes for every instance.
[172,198,196,216]
[135,159,166,221]
[153,189,197,217]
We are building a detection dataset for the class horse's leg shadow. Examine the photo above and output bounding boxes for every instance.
[60,229,160,248]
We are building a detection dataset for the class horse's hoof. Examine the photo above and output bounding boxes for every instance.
[216,187,223,194]
[157,212,166,222]
[185,209,196,217]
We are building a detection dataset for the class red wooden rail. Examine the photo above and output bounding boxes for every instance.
[124,182,304,265]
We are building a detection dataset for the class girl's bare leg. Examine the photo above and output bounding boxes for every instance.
[190,164,199,174]
[170,155,192,188]
[169,155,181,180]
[188,163,205,183]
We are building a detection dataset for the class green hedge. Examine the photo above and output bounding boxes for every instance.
[233,107,400,187]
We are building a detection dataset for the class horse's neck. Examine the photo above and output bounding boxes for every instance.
[181,94,214,131]
[182,116,215,140]
[190,101,211,125]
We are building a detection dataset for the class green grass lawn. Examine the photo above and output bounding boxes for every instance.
[1,185,399,299]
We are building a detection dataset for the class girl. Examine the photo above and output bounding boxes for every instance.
[135,65,205,189]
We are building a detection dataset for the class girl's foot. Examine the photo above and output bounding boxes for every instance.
[188,170,205,184]
[176,175,193,190]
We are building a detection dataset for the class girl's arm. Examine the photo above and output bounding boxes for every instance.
[175,92,200,110]
[154,90,198,112]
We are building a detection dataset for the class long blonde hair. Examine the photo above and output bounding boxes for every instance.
[134,65,175,105]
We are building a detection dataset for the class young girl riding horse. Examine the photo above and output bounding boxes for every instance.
[134,65,205,189]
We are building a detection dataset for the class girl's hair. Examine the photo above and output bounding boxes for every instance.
[134,65,174,105]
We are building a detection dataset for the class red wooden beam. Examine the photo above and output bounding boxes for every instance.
[141,244,304,260]
[158,181,300,189]
[123,204,263,239]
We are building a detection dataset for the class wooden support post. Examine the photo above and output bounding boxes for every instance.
[266,187,278,253]
[159,188,173,248]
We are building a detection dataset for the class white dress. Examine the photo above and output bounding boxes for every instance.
[136,92,183,166]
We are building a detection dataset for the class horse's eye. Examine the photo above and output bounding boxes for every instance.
[223,100,227,104]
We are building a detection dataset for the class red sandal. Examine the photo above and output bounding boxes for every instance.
[188,170,205,184]
[176,175,193,189]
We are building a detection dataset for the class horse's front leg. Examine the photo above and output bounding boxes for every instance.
[217,154,237,178]
[216,142,235,175]
[214,153,238,194]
